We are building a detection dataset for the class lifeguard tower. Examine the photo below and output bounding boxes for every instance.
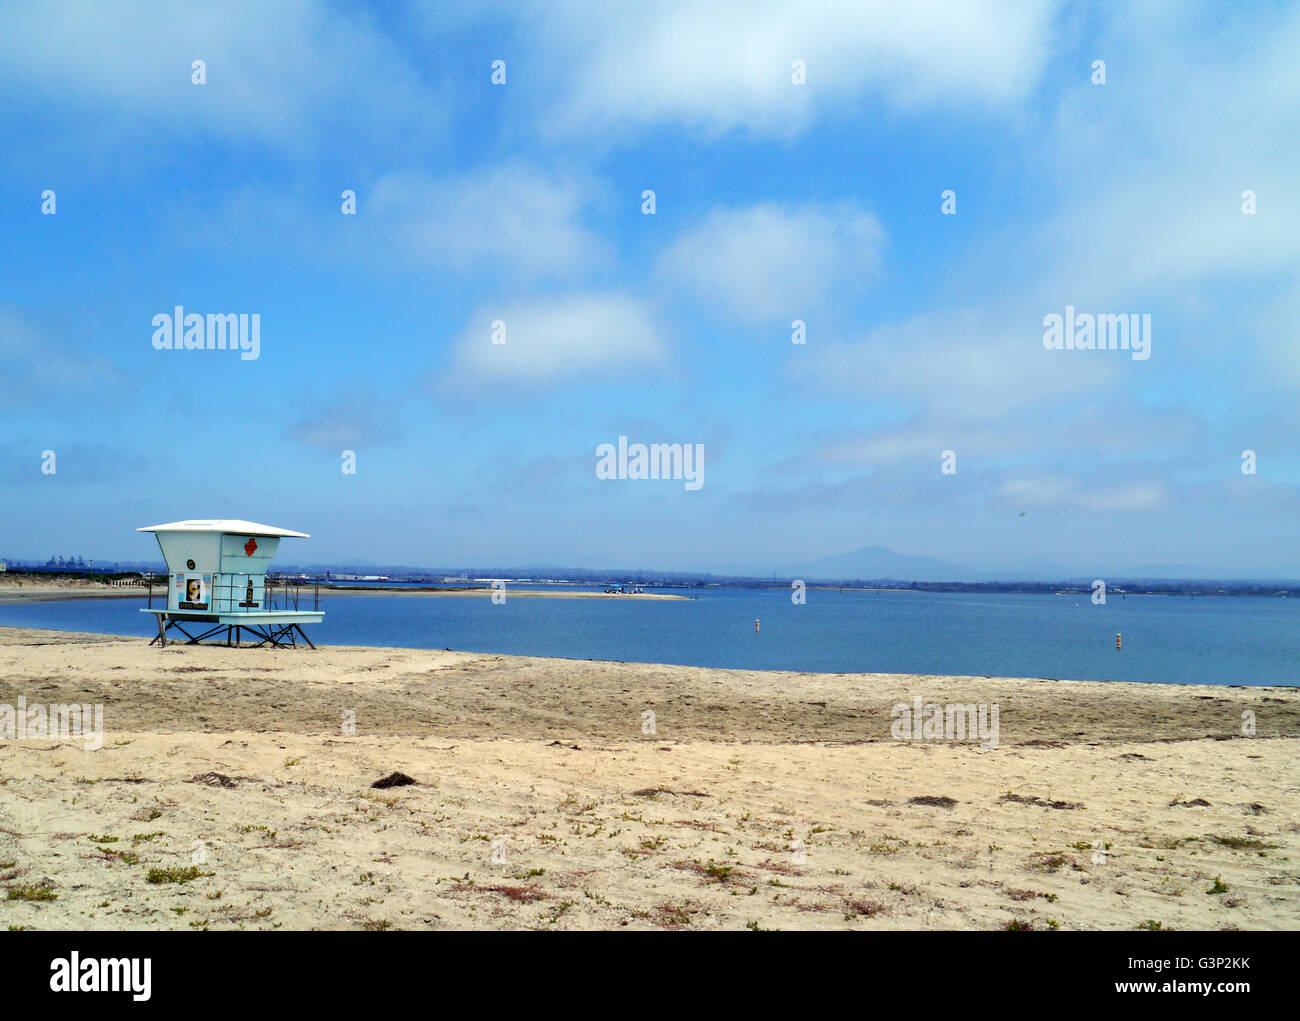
[139,520,323,648]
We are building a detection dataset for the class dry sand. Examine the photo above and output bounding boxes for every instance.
[0,579,147,603]
[0,626,1296,930]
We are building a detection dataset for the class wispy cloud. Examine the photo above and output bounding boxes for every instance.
[0,0,443,167]
[659,201,884,323]
[0,308,132,407]
[494,0,1060,138]
[792,308,1115,420]
[285,387,403,450]
[165,164,604,283]
[368,166,606,279]
[999,476,1167,513]
[441,293,665,388]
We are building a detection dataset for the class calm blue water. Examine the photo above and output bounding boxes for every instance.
[0,588,1296,686]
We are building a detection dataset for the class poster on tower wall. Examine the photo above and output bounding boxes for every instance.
[179,574,209,610]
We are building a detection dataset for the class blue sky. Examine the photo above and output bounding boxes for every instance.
[2,1,1298,575]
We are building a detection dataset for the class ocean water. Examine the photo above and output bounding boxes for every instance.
[1,587,1297,686]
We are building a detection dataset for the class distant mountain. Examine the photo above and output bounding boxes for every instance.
[778,545,985,583]
[772,546,1296,584]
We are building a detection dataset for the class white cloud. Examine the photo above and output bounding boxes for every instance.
[163,165,603,282]
[1020,6,1300,307]
[795,308,1115,419]
[0,308,130,404]
[659,201,884,322]
[0,1,437,157]
[1000,476,1166,513]
[285,387,400,449]
[817,422,1023,466]
[369,166,604,279]
[792,5,1300,458]
[1254,284,1300,389]
[444,293,664,387]
[501,0,1060,137]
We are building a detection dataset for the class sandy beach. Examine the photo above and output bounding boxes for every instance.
[1,626,1296,931]
[0,578,151,604]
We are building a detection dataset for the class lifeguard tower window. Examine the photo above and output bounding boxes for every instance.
[137,520,323,648]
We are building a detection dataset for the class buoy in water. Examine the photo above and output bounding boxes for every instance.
[755,618,760,633]
[1116,633,1122,649]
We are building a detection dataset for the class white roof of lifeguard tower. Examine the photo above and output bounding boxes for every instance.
[137,520,310,538]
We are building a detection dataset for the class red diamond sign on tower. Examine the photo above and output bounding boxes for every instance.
[243,538,258,556]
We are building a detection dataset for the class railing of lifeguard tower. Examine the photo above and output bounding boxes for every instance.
[264,574,321,612]
[146,574,320,612]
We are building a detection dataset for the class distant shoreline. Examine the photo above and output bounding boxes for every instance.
[2,575,1297,603]
[4,568,1299,599]
[0,581,690,603]
[319,585,689,600]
